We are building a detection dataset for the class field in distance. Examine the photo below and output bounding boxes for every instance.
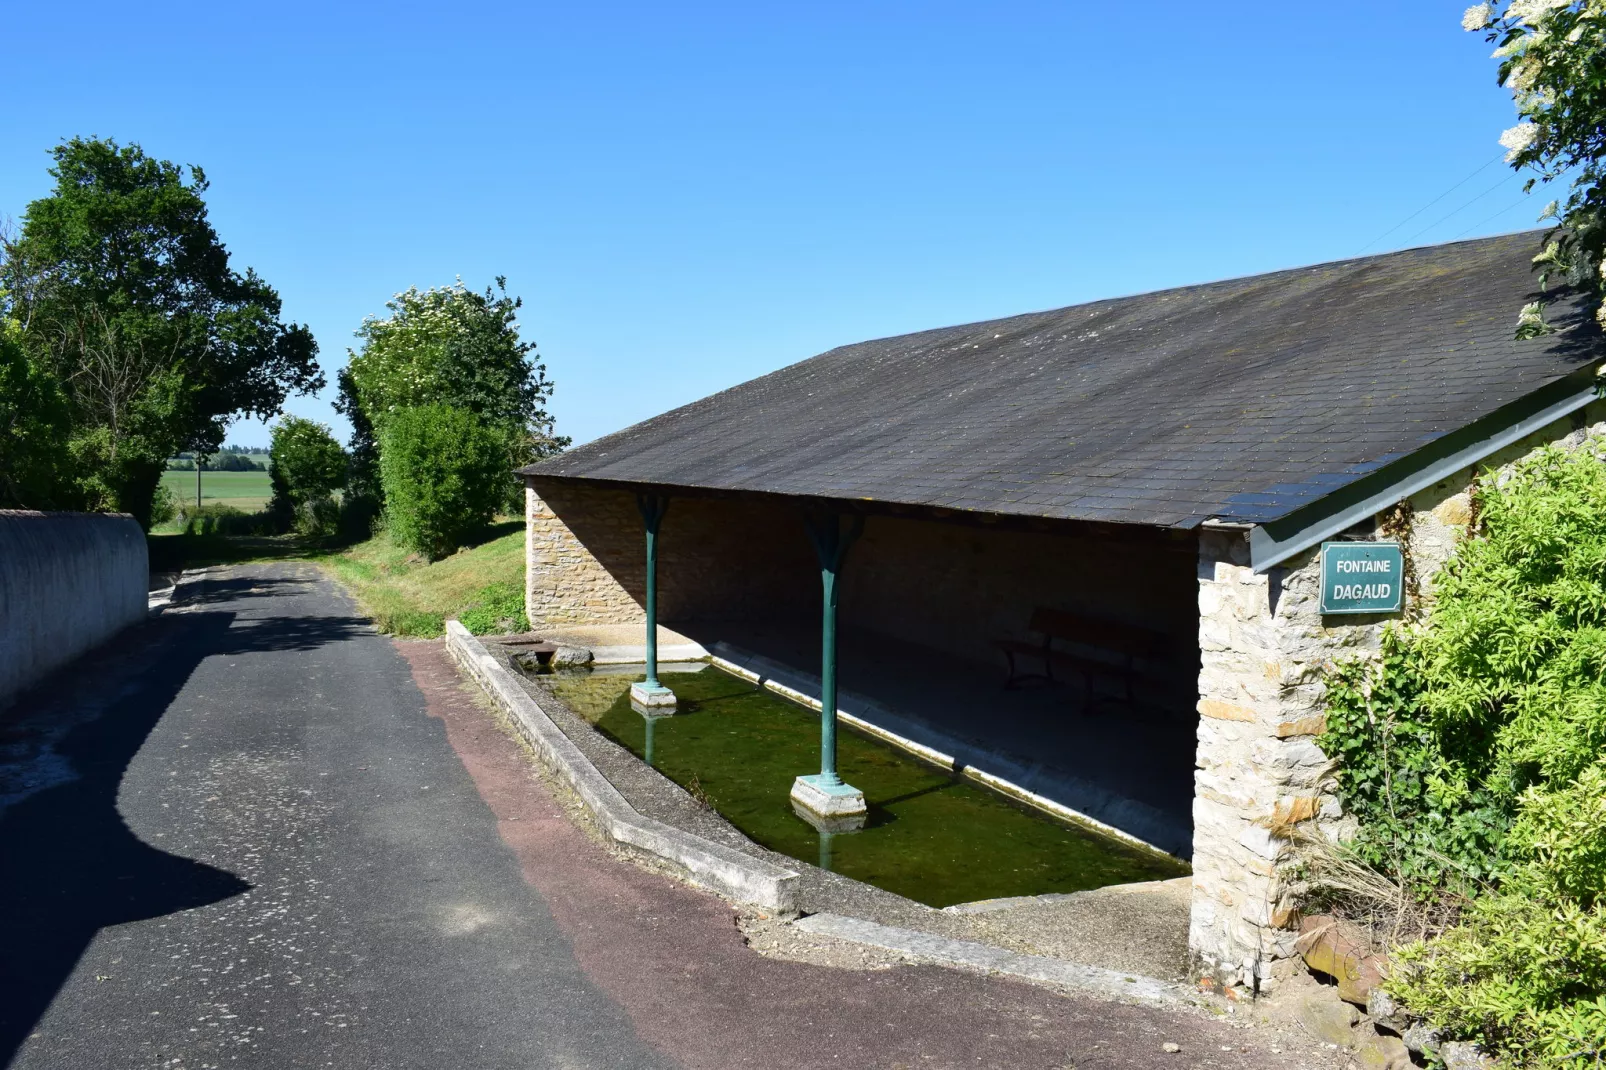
[160,469,273,514]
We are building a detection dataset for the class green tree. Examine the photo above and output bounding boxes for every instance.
[343,279,566,508]
[378,404,507,559]
[268,416,347,534]
[1464,2,1606,334]
[0,318,74,509]
[0,138,322,526]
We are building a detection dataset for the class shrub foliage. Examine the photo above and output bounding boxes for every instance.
[268,416,347,535]
[1320,441,1606,1066]
[378,404,506,559]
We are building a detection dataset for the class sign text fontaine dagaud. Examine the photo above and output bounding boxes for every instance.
[1319,541,1403,615]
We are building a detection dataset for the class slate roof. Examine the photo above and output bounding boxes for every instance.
[524,232,1602,528]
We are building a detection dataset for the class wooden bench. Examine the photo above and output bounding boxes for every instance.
[994,607,1168,705]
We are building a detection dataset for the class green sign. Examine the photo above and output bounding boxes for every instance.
[1320,541,1403,615]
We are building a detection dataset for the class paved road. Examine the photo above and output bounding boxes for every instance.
[0,563,1317,1069]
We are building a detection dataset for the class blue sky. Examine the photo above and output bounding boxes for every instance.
[1,3,1542,449]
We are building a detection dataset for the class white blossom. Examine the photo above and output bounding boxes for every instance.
[1517,301,1550,333]
[1463,2,1494,29]
[1507,0,1571,24]
[1500,121,1540,160]
[1539,199,1560,220]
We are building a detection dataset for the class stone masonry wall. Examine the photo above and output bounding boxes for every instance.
[528,479,1201,711]
[526,482,643,627]
[842,515,1200,707]
[1190,404,1606,994]
[525,479,816,629]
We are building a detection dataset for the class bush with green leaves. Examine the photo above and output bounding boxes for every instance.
[268,416,347,535]
[340,278,567,512]
[378,404,507,559]
[0,320,74,509]
[1320,440,1606,1065]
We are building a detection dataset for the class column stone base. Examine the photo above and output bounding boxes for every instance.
[790,774,867,819]
[629,682,677,709]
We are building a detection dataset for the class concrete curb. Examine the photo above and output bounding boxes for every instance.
[147,569,187,615]
[792,913,1191,1007]
[444,621,801,913]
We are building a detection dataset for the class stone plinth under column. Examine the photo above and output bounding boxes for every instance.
[629,682,677,709]
[790,774,867,819]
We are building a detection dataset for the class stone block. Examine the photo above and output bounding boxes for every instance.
[1357,1033,1412,1070]
[1275,713,1327,738]
[1295,991,1359,1048]
[1441,1041,1496,1070]
[789,774,867,819]
[1198,698,1257,722]
[1402,1021,1441,1055]
[1297,915,1387,1005]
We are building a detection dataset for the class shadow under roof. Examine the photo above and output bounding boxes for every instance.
[524,232,1603,529]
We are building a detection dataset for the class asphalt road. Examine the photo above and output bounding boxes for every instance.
[0,563,1319,1070]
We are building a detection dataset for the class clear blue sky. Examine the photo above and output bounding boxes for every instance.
[1,3,1542,449]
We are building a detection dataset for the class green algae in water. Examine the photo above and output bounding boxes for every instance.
[546,666,1187,908]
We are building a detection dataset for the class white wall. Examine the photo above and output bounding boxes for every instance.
[0,510,148,707]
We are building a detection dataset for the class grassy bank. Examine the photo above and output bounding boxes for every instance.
[319,520,525,637]
[148,519,527,637]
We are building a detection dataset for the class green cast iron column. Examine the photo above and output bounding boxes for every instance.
[819,559,840,782]
[637,494,670,690]
[804,511,863,786]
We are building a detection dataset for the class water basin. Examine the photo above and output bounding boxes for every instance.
[541,663,1188,908]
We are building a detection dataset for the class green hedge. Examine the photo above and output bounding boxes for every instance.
[378,404,507,560]
[1321,442,1606,1067]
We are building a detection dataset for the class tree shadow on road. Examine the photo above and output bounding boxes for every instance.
[0,605,372,1063]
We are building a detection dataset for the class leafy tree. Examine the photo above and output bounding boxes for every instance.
[378,404,507,559]
[0,318,73,509]
[1463,2,1606,334]
[343,279,567,508]
[0,138,322,526]
[268,416,347,534]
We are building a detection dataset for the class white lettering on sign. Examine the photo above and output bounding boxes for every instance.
[1331,583,1392,601]
[1334,558,1392,574]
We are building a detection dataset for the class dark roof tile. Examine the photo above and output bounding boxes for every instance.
[526,233,1600,527]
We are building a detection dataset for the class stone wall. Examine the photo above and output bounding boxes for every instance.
[527,480,1201,708]
[0,510,148,708]
[842,515,1199,704]
[1189,404,1606,994]
[524,479,816,629]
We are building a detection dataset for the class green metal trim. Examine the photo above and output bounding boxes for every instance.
[1249,373,1599,573]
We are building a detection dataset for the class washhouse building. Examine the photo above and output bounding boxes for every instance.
[517,232,1605,992]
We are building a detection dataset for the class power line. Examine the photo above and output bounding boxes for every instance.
[1451,193,1541,240]
[1397,173,1517,247]
[1355,153,1505,255]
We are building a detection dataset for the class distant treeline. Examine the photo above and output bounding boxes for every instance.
[167,450,266,472]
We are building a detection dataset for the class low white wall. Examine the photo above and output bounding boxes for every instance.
[0,510,148,706]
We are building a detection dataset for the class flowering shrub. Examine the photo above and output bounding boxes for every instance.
[1463,2,1606,334]
[342,279,566,510]
[1321,442,1606,1065]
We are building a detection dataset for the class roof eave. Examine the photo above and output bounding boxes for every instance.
[1241,367,1601,573]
